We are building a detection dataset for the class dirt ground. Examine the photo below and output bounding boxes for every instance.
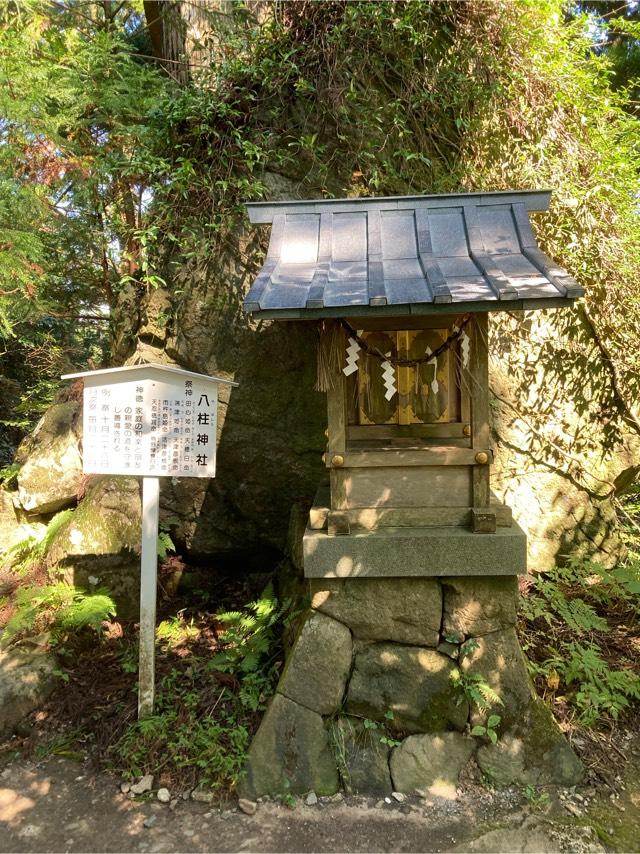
[1,753,638,854]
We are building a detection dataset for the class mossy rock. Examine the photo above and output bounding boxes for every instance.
[346,642,468,734]
[477,697,583,787]
[46,476,141,619]
[239,693,339,800]
[329,716,392,795]
[15,402,83,515]
[278,610,352,715]
[0,647,57,737]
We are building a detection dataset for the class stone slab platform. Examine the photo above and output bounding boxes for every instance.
[303,523,527,578]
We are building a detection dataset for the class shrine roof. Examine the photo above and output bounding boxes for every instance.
[243,190,583,318]
[62,364,238,386]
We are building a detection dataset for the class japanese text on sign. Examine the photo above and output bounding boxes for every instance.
[82,376,218,477]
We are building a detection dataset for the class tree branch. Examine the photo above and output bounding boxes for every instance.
[579,303,640,436]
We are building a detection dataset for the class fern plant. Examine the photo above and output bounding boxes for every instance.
[521,555,640,725]
[1,582,116,647]
[451,668,504,712]
[208,584,292,711]
[535,641,640,726]
[2,508,74,574]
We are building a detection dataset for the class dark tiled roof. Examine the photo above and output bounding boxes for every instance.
[243,190,583,318]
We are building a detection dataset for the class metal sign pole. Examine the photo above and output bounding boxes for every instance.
[138,476,160,719]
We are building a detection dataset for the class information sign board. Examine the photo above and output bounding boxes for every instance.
[81,372,219,478]
[62,363,238,719]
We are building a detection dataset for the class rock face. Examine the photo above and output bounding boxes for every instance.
[476,698,584,787]
[311,578,441,646]
[329,717,392,795]
[346,643,468,734]
[162,310,326,558]
[390,732,476,796]
[442,576,518,638]
[278,611,352,715]
[15,402,83,515]
[45,476,141,619]
[239,693,339,800]
[0,487,20,553]
[460,628,532,729]
[490,311,640,571]
[0,647,57,736]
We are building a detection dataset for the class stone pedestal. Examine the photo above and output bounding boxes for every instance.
[240,574,583,799]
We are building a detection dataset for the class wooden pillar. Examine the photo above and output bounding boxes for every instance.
[470,313,496,532]
[325,322,350,534]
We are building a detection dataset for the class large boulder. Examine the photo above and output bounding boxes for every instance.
[0,487,20,554]
[390,732,475,796]
[476,698,584,787]
[277,611,352,715]
[346,643,468,734]
[442,576,518,639]
[45,476,141,619]
[329,716,392,795]
[0,647,57,736]
[311,578,441,647]
[15,402,83,515]
[491,310,640,571]
[0,488,48,556]
[239,692,339,799]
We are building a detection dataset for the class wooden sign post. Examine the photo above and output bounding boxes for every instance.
[61,364,238,718]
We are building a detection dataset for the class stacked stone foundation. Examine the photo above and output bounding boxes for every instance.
[240,575,583,800]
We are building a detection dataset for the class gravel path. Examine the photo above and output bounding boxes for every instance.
[0,757,620,853]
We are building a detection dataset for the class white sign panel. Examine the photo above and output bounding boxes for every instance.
[81,373,219,478]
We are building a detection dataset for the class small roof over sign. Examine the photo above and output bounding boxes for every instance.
[243,190,584,319]
[61,363,239,386]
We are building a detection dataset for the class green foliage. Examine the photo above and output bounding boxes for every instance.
[273,779,297,809]
[112,664,250,796]
[156,612,199,650]
[524,784,550,809]
[34,730,85,763]
[361,711,402,748]
[520,555,639,630]
[1,0,638,454]
[0,462,20,488]
[1,581,115,646]
[532,640,640,726]
[451,667,504,713]
[470,714,502,745]
[113,585,291,794]
[157,517,179,560]
[2,508,74,574]
[521,556,640,725]
[156,531,175,561]
[209,584,291,711]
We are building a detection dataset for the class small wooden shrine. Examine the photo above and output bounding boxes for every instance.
[244,190,583,579]
[240,190,586,800]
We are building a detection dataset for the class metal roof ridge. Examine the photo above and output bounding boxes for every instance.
[62,363,239,386]
[245,188,552,208]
